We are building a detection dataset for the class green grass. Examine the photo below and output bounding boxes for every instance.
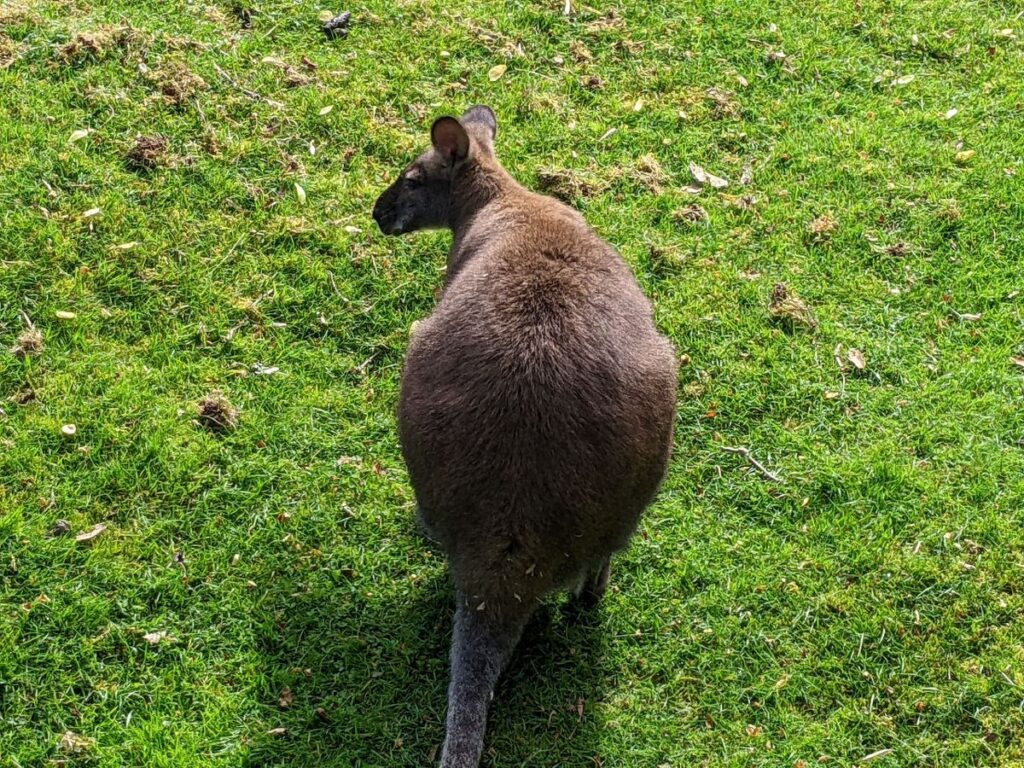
[2,0,1023,765]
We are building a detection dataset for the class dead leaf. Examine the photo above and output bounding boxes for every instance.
[847,348,866,371]
[69,128,92,143]
[689,162,728,189]
[82,208,102,218]
[55,310,77,320]
[267,727,288,737]
[278,686,294,709]
[294,183,306,204]
[944,108,958,119]
[319,105,333,115]
[61,423,77,437]
[746,724,764,737]
[1011,356,1024,369]
[75,523,107,543]
[954,149,976,164]
[143,630,170,644]
[49,519,72,537]
[487,63,507,81]
[891,74,915,86]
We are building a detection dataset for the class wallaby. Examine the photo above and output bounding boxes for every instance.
[372,105,677,767]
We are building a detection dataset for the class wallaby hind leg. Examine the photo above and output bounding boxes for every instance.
[440,596,528,768]
[574,557,611,609]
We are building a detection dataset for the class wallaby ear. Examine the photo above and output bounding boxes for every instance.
[431,116,470,164]
[461,105,497,142]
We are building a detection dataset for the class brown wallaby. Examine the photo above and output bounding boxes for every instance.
[372,105,677,767]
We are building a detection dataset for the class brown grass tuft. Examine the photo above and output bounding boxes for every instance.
[10,327,43,358]
[769,282,818,331]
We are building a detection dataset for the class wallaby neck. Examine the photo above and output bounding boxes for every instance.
[445,161,520,283]
[446,160,517,234]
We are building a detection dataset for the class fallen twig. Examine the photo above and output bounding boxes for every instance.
[212,63,284,108]
[721,445,781,482]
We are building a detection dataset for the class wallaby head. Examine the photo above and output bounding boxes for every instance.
[372,105,499,236]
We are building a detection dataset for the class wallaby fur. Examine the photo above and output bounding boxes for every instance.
[372,105,677,767]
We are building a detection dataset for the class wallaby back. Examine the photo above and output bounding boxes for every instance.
[374,106,677,768]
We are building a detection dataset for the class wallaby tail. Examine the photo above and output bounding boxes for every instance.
[440,597,527,767]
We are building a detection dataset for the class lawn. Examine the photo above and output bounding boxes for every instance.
[1,0,1023,765]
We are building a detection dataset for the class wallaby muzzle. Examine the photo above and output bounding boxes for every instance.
[371,181,404,235]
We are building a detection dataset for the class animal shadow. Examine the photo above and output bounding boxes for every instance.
[248,565,609,767]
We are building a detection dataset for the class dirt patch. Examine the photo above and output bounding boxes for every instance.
[536,168,609,202]
[0,33,19,69]
[125,134,168,170]
[10,327,43,358]
[0,2,35,26]
[57,25,142,63]
[769,282,818,332]
[149,60,207,105]
[197,391,239,433]
[10,384,35,405]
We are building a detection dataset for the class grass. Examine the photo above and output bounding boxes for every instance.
[1,0,1022,765]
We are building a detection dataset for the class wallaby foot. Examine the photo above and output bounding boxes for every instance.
[440,597,528,768]
[574,558,611,610]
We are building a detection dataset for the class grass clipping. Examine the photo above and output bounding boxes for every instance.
[769,283,817,332]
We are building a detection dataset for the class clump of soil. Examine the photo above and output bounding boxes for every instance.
[197,391,239,433]
[769,282,818,332]
[125,134,168,170]
[323,11,351,39]
[10,327,43,358]
[673,204,708,224]
[149,60,207,105]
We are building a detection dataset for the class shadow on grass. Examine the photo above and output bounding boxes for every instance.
[248,565,610,767]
